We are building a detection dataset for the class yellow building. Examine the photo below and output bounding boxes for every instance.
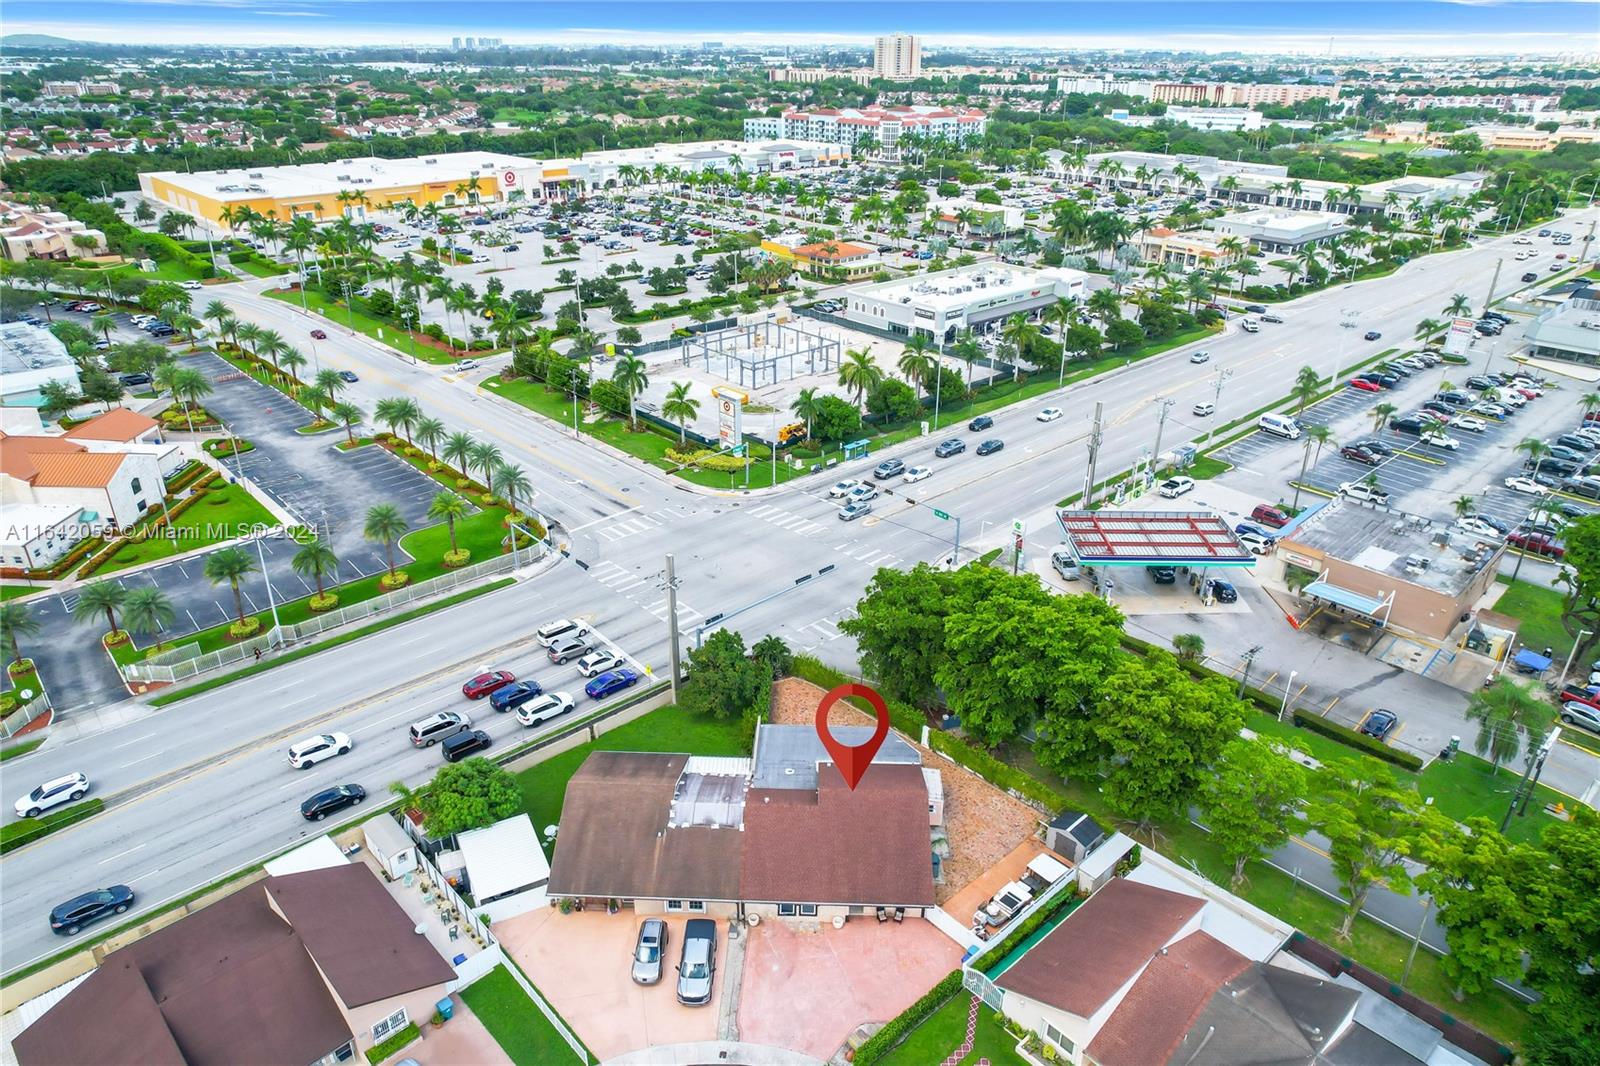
[138,151,572,231]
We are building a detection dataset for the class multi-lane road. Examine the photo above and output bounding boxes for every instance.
[2,207,1595,972]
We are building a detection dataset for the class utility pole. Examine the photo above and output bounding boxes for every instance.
[1501,728,1559,832]
[1205,369,1234,443]
[1150,398,1175,472]
[1083,400,1104,508]
[663,553,683,703]
[1238,644,1263,699]
[1481,257,1503,318]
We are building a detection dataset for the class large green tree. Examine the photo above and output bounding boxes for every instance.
[1417,816,1534,1001]
[1517,809,1600,1066]
[1556,514,1600,671]
[415,757,521,837]
[838,564,951,708]
[1309,758,1428,939]
[681,629,770,722]
[1199,736,1309,887]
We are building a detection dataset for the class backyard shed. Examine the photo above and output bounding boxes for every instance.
[458,814,551,920]
[364,812,419,881]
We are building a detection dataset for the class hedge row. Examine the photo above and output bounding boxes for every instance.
[852,970,964,1066]
[164,460,210,494]
[1293,711,1425,771]
[0,535,105,582]
[363,1023,419,1065]
[973,882,1083,976]
[77,473,224,579]
[664,446,746,472]
[0,799,104,854]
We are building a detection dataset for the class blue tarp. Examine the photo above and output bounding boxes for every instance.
[1514,648,1554,672]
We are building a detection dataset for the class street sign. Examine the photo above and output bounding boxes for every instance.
[932,509,951,521]
[1012,519,1025,534]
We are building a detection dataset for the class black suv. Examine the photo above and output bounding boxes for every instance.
[51,885,134,936]
[1146,566,1177,584]
[442,729,492,762]
[301,784,366,821]
[968,415,994,432]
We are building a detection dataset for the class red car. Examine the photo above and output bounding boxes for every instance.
[462,670,515,699]
[1508,531,1564,559]
[1348,378,1381,392]
[310,329,327,340]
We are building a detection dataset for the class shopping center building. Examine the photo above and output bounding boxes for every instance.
[841,263,1088,341]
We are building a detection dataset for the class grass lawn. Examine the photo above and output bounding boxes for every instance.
[0,585,36,602]
[878,993,1027,1066]
[0,738,45,762]
[110,258,213,283]
[1417,752,1568,846]
[458,964,588,1065]
[263,287,461,366]
[516,704,749,833]
[230,257,290,278]
[95,483,278,574]
[1493,576,1572,661]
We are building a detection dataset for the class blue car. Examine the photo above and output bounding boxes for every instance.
[490,680,544,712]
[1233,521,1276,542]
[585,667,640,700]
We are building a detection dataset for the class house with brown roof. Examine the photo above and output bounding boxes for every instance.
[989,850,1494,1066]
[546,724,937,921]
[13,864,457,1066]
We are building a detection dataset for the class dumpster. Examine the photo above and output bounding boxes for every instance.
[436,997,454,1022]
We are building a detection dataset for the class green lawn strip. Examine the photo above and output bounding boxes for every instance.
[878,993,1027,1066]
[1491,576,1572,661]
[147,578,515,707]
[515,704,748,833]
[1559,727,1600,758]
[2,665,45,712]
[262,287,461,366]
[1417,753,1566,846]
[0,800,104,854]
[94,484,279,574]
[458,964,589,1065]
[1,585,38,602]
[0,738,45,761]
[1245,710,1398,774]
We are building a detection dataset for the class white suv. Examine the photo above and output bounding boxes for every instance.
[14,772,89,818]
[288,732,352,769]
[578,649,626,677]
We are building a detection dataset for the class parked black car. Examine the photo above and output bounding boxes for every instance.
[300,783,366,821]
[50,885,135,936]
[1359,709,1399,741]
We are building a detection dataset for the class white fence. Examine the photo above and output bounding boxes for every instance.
[122,549,534,686]
[1,692,52,739]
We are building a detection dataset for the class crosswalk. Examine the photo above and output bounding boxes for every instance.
[587,559,653,595]
[645,597,704,628]
[591,505,697,544]
[587,560,705,627]
[743,502,827,538]
[831,538,906,570]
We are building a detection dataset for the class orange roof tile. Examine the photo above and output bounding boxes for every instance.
[64,407,159,443]
[794,241,873,261]
[28,451,124,488]
[0,432,86,481]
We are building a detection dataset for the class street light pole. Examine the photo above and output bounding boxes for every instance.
[1559,629,1593,687]
[1278,669,1298,722]
[254,531,283,647]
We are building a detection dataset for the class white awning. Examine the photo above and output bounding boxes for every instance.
[458,815,550,902]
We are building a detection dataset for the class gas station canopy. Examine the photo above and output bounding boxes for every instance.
[1057,510,1256,567]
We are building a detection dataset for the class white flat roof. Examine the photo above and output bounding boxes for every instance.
[148,150,542,202]
[458,814,550,900]
[853,264,1083,313]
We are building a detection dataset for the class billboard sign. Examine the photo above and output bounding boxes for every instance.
[1443,317,1476,356]
[712,386,747,454]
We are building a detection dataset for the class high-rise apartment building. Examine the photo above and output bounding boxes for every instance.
[873,34,921,80]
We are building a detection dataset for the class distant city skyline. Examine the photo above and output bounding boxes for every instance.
[5,1,1599,56]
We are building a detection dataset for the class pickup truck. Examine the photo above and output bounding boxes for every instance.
[1558,684,1600,712]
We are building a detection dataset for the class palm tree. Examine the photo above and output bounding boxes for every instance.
[443,431,475,482]
[203,546,257,629]
[611,354,650,427]
[1414,318,1443,343]
[1465,677,1552,773]
[291,538,339,601]
[1371,402,1398,433]
[427,491,471,559]
[1172,633,1205,662]
[897,335,936,387]
[1445,293,1472,318]
[790,387,821,441]
[314,368,348,402]
[1293,365,1322,414]
[1000,314,1040,376]
[414,417,446,464]
[661,381,700,443]
[0,601,39,667]
[1291,424,1333,511]
[493,462,533,517]
[73,579,128,638]
[1452,495,1477,519]
[837,347,883,410]
[122,587,174,650]
[468,441,503,489]
[364,504,410,583]
[330,400,363,445]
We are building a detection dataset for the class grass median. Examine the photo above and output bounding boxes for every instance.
[263,287,464,366]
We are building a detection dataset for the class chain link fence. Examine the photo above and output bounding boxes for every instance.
[122,548,537,686]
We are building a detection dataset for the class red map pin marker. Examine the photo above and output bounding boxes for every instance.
[815,683,890,791]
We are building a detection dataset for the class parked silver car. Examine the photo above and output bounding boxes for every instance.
[676,918,717,1005]
[632,918,667,985]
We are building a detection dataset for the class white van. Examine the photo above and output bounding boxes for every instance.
[1258,413,1301,440]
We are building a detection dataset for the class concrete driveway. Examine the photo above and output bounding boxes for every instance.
[737,918,963,1062]
[493,908,722,1062]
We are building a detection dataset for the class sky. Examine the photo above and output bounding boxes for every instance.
[5,1,1599,55]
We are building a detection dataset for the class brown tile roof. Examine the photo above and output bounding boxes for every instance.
[65,407,159,442]
[0,432,84,481]
[1085,930,1252,1066]
[28,451,124,488]
[741,764,934,906]
[546,751,744,901]
[14,865,455,1066]
[995,877,1205,1017]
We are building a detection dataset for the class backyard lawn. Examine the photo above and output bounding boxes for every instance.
[515,703,749,832]
[1493,576,1572,661]
[97,483,278,574]
[878,993,1026,1066]
[457,965,588,1066]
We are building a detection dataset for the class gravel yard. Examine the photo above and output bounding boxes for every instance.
[770,678,1045,904]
